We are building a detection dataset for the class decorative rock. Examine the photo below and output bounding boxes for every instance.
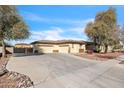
[0,68,8,76]
[7,71,34,88]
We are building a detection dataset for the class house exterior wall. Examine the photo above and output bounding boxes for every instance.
[69,44,85,53]
[33,43,86,54]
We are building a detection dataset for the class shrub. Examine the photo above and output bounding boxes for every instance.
[87,50,93,54]
[94,48,101,53]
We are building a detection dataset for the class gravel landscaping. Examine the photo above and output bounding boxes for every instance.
[119,61,124,64]
[0,71,33,88]
[75,52,124,61]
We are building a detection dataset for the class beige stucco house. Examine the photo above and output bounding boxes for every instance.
[31,40,86,54]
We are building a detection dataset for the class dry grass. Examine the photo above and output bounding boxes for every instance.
[119,61,124,64]
[75,52,124,61]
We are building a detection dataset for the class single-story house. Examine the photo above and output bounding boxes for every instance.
[31,40,86,54]
[13,40,123,55]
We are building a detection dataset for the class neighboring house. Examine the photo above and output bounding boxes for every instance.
[31,40,86,54]
[86,41,123,53]
[13,43,33,56]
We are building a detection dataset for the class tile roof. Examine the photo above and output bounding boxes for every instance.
[31,40,86,44]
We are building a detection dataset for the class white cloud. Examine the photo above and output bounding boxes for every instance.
[29,25,88,42]
[10,26,87,45]
[31,27,63,40]
[10,17,93,45]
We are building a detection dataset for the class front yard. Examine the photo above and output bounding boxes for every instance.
[1,52,124,87]
[6,53,124,87]
[75,52,124,61]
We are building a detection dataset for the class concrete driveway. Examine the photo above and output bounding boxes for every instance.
[7,54,124,88]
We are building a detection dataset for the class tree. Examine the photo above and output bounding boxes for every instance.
[0,5,30,57]
[118,25,124,48]
[85,7,118,53]
[85,22,102,51]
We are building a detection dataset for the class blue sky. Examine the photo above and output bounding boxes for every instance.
[11,5,124,44]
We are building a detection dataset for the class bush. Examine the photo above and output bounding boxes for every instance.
[87,50,93,54]
[94,48,101,53]
[112,45,123,52]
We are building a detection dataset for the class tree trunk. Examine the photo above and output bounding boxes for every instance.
[2,40,6,58]
[104,45,108,53]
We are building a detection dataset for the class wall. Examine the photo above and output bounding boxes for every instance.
[34,44,69,53]
[69,44,79,53]
[53,45,69,53]
[69,44,86,53]
[33,43,86,54]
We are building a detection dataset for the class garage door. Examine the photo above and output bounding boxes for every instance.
[53,50,59,53]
